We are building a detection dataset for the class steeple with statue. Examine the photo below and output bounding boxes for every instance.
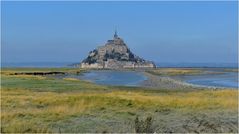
[106,29,124,45]
[114,29,118,39]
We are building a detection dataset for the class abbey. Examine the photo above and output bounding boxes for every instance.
[79,31,156,69]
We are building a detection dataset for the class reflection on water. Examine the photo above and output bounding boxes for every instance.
[68,70,147,86]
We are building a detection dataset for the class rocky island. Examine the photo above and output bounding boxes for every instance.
[78,31,156,69]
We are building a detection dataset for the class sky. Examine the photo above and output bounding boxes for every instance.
[1,1,238,64]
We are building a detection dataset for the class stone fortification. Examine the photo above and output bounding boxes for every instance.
[79,31,156,69]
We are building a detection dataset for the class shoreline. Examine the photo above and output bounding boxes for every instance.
[140,72,237,90]
[140,72,199,90]
[2,67,237,90]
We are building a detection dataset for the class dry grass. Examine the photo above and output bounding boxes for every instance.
[147,68,203,76]
[63,78,80,81]
[223,68,239,72]
[2,88,238,132]
[1,68,238,133]
[106,90,238,110]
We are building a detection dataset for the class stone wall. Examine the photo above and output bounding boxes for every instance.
[80,60,155,69]
[80,63,104,69]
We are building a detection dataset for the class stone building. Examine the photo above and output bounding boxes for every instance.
[79,31,156,69]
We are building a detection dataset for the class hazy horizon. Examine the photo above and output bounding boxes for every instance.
[2,62,238,68]
[2,1,238,64]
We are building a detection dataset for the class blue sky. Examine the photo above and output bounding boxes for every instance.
[1,1,238,64]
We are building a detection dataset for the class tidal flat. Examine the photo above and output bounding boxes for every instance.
[1,68,238,133]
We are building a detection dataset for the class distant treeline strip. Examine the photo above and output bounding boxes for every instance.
[12,72,65,75]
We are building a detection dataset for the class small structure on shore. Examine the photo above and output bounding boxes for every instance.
[78,31,156,69]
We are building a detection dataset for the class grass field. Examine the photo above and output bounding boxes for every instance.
[1,68,238,133]
[146,68,204,76]
[146,68,235,76]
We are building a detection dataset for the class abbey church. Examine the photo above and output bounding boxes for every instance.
[79,31,156,69]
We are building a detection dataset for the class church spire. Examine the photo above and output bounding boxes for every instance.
[114,29,118,39]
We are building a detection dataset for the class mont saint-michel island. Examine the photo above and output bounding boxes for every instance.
[79,31,156,69]
[1,1,238,133]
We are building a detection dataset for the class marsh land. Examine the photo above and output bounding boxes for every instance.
[1,68,238,133]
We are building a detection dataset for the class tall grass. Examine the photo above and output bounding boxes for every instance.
[2,88,238,132]
[1,68,238,133]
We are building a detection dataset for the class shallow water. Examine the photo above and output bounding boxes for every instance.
[176,72,238,88]
[68,70,147,86]
[64,70,238,88]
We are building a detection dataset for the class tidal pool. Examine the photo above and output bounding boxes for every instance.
[67,70,147,86]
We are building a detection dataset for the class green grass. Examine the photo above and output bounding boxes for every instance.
[1,68,238,133]
[1,75,108,93]
[1,67,88,76]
